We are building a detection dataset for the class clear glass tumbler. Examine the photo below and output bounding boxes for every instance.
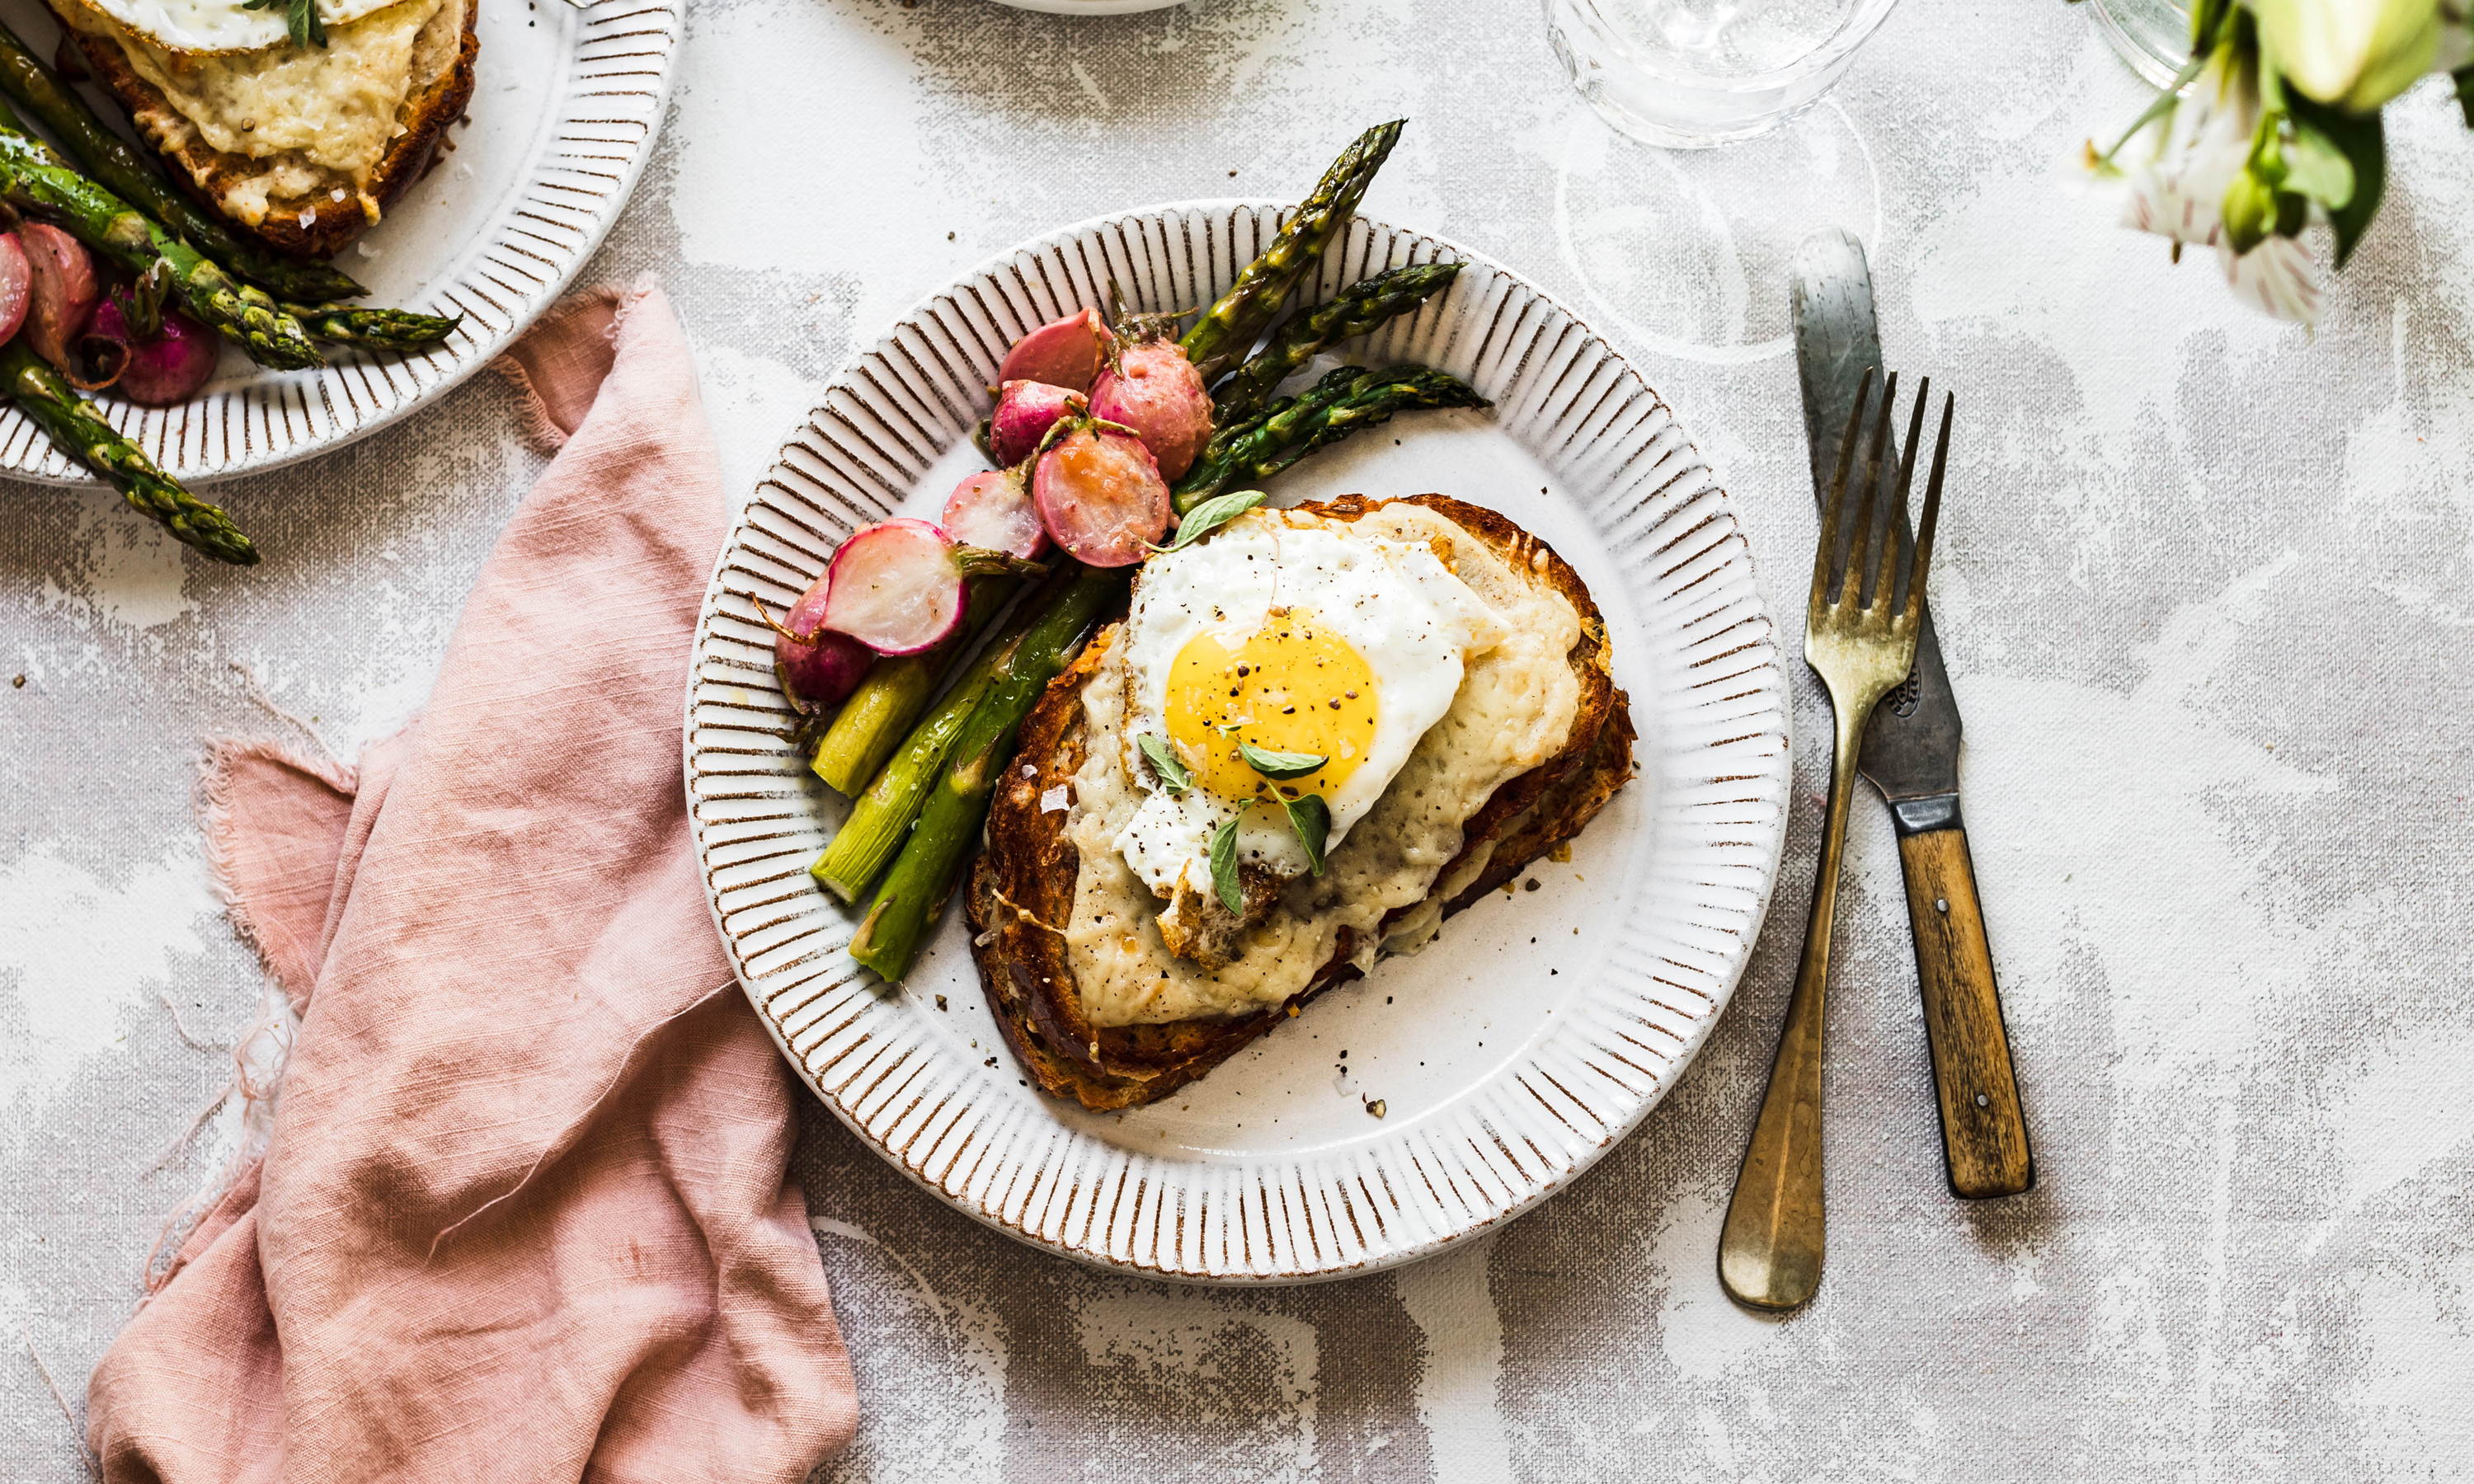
[1545,0,1903,148]
[2087,0,2193,87]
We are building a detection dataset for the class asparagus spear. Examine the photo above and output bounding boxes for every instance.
[849,564,1122,980]
[1210,262,1462,422]
[1173,364,1489,513]
[0,21,365,302]
[1,339,256,564]
[1177,120,1404,386]
[0,124,323,369]
[812,575,1017,795]
[280,300,463,353]
[812,572,1058,898]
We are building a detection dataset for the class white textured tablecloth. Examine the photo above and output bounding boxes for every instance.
[6,1,2472,1477]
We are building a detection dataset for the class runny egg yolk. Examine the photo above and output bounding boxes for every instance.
[1164,608,1378,805]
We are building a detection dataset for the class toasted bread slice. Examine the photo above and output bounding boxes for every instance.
[54,0,477,257]
[967,493,1636,1111]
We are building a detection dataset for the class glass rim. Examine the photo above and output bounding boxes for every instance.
[1550,0,1904,92]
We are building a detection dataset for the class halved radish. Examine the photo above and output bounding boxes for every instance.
[821,519,974,655]
[988,379,1082,467]
[0,234,30,347]
[1033,425,1170,567]
[19,223,96,373]
[943,468,1049,560]
[771,571,873,714]
[996,307,1108,393]
[1090,340,1212,481]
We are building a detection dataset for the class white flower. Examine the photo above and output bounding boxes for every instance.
[2219,233,2324,322]
[2250,0,2442,111]
[2120,49,2260,251]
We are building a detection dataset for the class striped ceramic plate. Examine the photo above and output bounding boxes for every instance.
[0,0,679,484]
[687,204,1792,1283]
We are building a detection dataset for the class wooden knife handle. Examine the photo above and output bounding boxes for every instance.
[1894,824,2034,1199]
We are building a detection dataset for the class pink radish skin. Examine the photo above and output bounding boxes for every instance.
[0,234,29,346]
[821,519,971,656]
[774,573,874,713]
[996,308,1108,393]
[18,223,96,373]
[1032,426,1170,568]
[1089,340,1213,481]
[85,296,219,405]
[942,468,1049,560]
[987,379,1082,467]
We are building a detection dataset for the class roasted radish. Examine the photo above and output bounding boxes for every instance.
[1090,340,1213,480]
[989,380,1084,467]
[1032,424,1171,567]
[996,307,1108,393]
[83,295,219,406]
[770,574,874,714]
[0,234,29,348]
[19,223,96,373]
[942,468,1049,560]
[821,519,1043,655]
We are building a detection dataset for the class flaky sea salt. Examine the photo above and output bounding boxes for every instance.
[1039,784,1069,814]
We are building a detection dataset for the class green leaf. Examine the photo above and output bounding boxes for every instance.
[1208,816,1243,913]
[1151,489,1268,553]
[240,0,326,46]
[2288,92,2385,267]
[2279,120,2354,210]
[1136,733,1191,796]
[1282,793,1330,876]
[1239,740,1326,780]
[2455,63,2474,128]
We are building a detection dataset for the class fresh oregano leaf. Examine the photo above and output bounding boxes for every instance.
[240,0,326,47]
[1151,489,1268,553]
[1208,816,1244,913]
[1239,740,1326,780]
[1283,793,1330,877]
[1137,733,1191,796]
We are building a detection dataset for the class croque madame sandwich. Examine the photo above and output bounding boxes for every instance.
[51,0,476,256]
[969,493,1636,1111]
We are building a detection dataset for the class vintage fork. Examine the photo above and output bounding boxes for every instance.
[1719,369,1950,1313]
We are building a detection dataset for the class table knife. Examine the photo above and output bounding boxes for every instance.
[1789,228,2034,1200]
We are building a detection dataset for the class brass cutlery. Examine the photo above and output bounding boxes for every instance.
[1718,369,1948,1313]
[1790,228,2033,1204]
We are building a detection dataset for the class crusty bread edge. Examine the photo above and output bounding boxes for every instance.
[967,493,1634,1111]
[59,0,477,258]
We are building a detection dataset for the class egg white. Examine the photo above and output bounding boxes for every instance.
[1110,510,1507,901]
[70,0,400,55]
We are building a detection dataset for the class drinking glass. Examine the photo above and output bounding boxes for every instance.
[2087,0,2194,87]
[1545,0,1902,148]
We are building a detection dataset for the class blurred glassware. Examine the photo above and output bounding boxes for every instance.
[1545,0,1901,148]
[2089,0,2195,87]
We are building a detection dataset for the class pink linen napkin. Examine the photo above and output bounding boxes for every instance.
[86,278,859,1483]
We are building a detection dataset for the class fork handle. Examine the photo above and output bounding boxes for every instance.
[1718,710,1864,1313]
[1893,816,2034,1200]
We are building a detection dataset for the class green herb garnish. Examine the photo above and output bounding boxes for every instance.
[241,0,327,48]
[1151,488,1268,554]
[1208,815,1244,913]
[1282,793,1329,876]
[1137,733,1191,796]
[1239,740,1325,780]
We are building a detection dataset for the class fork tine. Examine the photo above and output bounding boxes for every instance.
[1846,371,1897,607]
[1879,375,1929,612]
[1811,368,1871,615]
[1905,392,1953,624]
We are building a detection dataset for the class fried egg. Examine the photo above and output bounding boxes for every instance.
[65,0,400,55]
[1111,507,1508,902]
